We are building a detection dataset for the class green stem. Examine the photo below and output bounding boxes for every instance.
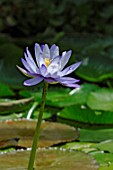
[28,81,49,170]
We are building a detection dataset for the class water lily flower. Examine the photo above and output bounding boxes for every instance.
[17,43,81,88]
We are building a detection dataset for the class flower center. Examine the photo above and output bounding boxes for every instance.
[44,58,51,67]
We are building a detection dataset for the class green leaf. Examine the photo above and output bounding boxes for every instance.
[87,88,113,111]
[0,113,22,121]
[95,140,113,153]
[76,54,113,82]
[79,129,113,142]
[99,163,113,170]
[33,111,52,119]
[90,151,113,166]
[62,141,96,153]
[20,84,99,107]
[58,105,113,127]
[0,83,14,97]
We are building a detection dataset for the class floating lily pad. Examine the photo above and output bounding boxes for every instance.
[57,105,113,127]
[62,141,96,153]
[95,140,113,153]
[87,89,113,111]
[0,119,79,149]
[0,113,22,121]
[76,53,113,82]
[0,148,98,170]
[0,97,33,114]
[20,84,99,107]
[90,151,113,166]
[32,111,52,120]
[46,84,98,107]
[79,129,113,142]
[99,163,113,170]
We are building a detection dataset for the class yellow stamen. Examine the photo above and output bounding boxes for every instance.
[45,58,51,67]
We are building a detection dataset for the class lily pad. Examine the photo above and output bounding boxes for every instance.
[62,141,96,153]
[20,83,99,107]
[87,89,113,111]
[95,140,113,153]
[99,163,113,170]
[79,129,113,142]
[90,151,113,166]
[76,53,113,82]
[32,111,52,119]
[0,113,22,121]
[46,84,98,107]
[0,119,79,149]
[57,105,113,127]
[0,97,33,114]
[0,148,98,170]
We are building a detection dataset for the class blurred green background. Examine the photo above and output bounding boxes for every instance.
[1,0,113,88]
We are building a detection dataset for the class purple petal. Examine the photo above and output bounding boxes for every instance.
[37,54,45,68]
[26,47,33,61]
[26,47,39,70]
[35,43,42,66]
[60,61,81,76]
[62,51,66,56]
[16,65,33,77]
[24,76,43,86]
[40,64,47,76]
[45,72,60,79]
[24,54,39,73]
[47,55,61,75]
[21,58,34,73]
[41,44,44,51]
[50,55,61,65]
[24,52,28,61]
[60,50,72,70]
[35,44,49,68]
[50,44,59,59]
[44,77,56,83]
[56,77,80,84]
[42,44,50,59]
